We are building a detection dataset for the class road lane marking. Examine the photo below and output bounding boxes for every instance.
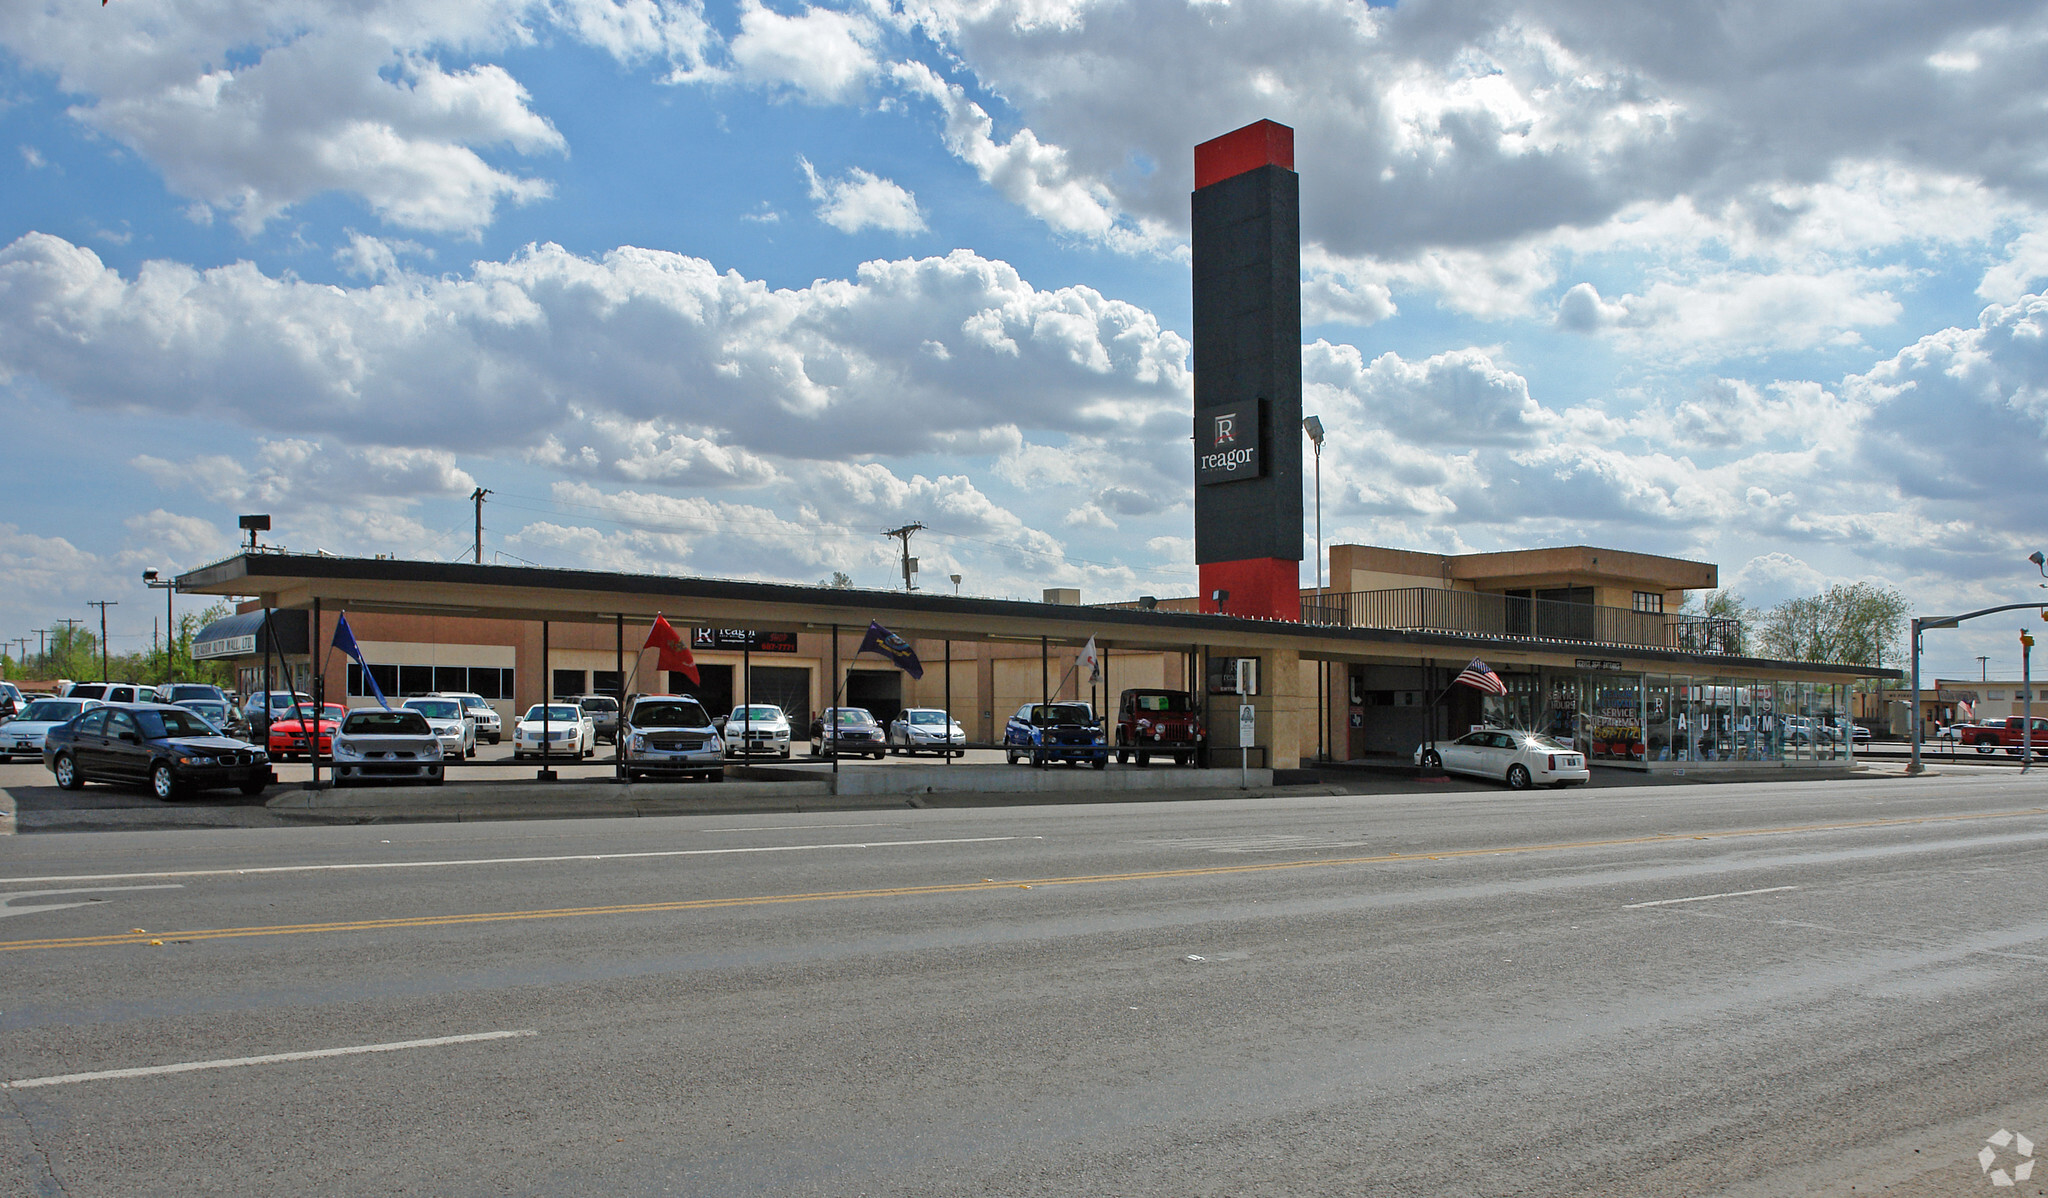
[0,885,183,919]
[0,837,1038,886]
[5,807,2047,953]
[2,1030,537,1090]
[1623,885,1799,909]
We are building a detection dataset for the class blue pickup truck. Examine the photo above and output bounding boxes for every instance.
[1003,701,1108,769]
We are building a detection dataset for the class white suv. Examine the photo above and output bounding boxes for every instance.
[433,691,502,744]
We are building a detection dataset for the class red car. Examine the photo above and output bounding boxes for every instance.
[268,703,347,760]
[1114,688,1204,766]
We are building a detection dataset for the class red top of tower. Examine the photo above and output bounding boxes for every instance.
[1193,120,1295,189]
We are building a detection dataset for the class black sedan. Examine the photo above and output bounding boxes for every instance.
[45,702,273,800]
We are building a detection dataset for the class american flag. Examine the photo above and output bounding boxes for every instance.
[1452,658,1508,695]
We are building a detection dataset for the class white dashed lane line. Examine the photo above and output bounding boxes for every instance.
[1624,884,1799,909]
[3,1030,539,1089]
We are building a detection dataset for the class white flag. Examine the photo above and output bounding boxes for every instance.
[1078,636,1100,683]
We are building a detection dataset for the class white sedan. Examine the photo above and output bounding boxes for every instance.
[401,696,478,760]
[888,708,966,757]
[512,703,596,760]
[1414,728,1588,789]
[0,697,104,760]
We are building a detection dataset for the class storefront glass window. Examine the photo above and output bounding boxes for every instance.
[1585,675,1644,762]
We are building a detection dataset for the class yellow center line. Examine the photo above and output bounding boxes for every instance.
[6,805,2044,953]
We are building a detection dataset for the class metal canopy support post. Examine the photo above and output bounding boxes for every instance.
[539,620,554,781]
[830,624,839,777]
[615,615,623,700]
[1909,617,1923,775]
[310,598,322,788]
[944,639,952,764]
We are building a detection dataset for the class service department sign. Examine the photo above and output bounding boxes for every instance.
[1196,404,1260,484]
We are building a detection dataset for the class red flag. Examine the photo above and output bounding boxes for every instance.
[642,616,699,685]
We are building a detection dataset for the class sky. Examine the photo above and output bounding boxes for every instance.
[3,0,2047,682]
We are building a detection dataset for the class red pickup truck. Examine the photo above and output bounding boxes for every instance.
[1960,716,2048,754]
[1115,689,1204,766]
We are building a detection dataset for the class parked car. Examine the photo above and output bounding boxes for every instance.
[718,704,792,759]
[267,703,347,760]
[617,694,724,781]
[1005,702,1107,769]
[0,681,22,718]
[810,707,887,758]
[401,696,478,760]
[65,682,148,704]
[1114,689,1204,766]
[1414,728,1588,789]
[158,683,228,706]
[512,702,596,760]
[0,696,104,761]
[173,698,249,741]
[887,708,965,758]
[434,691,502,743]
[330,708,445,788]
[569,695,621,744]
[45,702,272,799]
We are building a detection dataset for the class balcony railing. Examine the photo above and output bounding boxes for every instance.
[1306,587,1742,655]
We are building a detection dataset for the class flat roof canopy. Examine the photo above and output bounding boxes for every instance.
[175,553,1894,682]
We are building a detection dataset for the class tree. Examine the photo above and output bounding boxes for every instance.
[1756,583,1909,673]
[1682,589,1754,655]
[819,571,855,589]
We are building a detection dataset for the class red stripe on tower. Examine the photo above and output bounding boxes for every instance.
[1194,120,1295,189]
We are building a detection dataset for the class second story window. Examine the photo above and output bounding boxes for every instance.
[1632,591,1665,613]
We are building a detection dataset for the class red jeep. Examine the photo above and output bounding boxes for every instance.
[1115,689,1204,766]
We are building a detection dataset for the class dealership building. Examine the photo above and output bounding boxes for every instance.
[183,119,1887,772]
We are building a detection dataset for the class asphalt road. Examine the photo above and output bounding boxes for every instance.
[4,774,2048,1196]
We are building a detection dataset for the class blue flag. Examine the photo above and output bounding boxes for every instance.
[855,621,924,679]
[332,612,389,708]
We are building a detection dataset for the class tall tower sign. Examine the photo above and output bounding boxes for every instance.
[1192,119,1303,619]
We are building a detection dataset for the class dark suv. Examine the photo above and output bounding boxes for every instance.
[45,702,272,800]
[1114,688,1204,767]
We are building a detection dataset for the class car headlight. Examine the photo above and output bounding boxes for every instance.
[630,734,646,751]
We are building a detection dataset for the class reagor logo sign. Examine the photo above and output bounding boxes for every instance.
[1196,404,1260,484]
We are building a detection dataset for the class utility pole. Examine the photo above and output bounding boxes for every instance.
[33,629,48,672]
[87,600,117,682]
[1978,656,1989,681]
[883,523,926,592]
[471,487,492,564]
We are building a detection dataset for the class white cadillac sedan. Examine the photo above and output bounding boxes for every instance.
[1414,728,1588,789]
[512,703,596,760]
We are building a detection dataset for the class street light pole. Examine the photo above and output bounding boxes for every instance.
[1303,415,1327,761]
[143,569,175,683]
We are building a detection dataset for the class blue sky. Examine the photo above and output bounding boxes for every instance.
[4,0,2048,680]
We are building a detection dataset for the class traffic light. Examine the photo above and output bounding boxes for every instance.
[2025,631,2037,650]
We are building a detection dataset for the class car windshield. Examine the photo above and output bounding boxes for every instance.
[138,708,219,739]
[459,697,492,711]
[344,710,431,735]
[1026,704,1093,726]
[281,705,346,723]
[825,709,875,725]
[579,697,618,713]
[407,700,462,719]
[631,700,712,727]
[18,699,85,723]
[908,711,949,725]
[525,705,581,722]
[1130,693,1192,713]
[180,702,227,722]
[731,706,781,722]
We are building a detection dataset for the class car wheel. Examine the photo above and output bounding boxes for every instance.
[1093,756,1107,771]
[53,753,82,790]
[780,746,791,759]
[240,777,268,797]
[1506,764,1532,790]
[466,744,477,758]
[1420,750,1442,770]
[1136,751,1151,768]
[151,762,179,802]
[1977,740,1996,754]
[1005,748,1018,765]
